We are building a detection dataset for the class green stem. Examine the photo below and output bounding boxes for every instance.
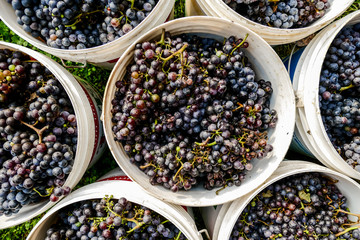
[195,136,216,147]
[207,141,217,147]
[175,231,182,240]
[33,186,54,197]
[300,201,305,211]
[230,34,249,56]
[65,10,103,28]
[103,197,144,234]
[340,83,355,92]
[157,29,166,46]
[215,184,228,195]
[179,48,185,80]
[160,219,169,225]
[23,60,39,63]
[118,15,125,23]
[65,18,81,28]
[127,0,135,9]
[161,44,189,62]
[126,221,144,233]
[173,163,184,182]
[88,217,107,222]
[140,163,156,169]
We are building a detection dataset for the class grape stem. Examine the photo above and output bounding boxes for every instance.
[127,0,135,9]
[140,163,161,171]
[336,209,360,220]
[336,225,360,237]
[334,208,360,237]
[258,219,269,226]
[65,10,103,28]
[175,231,182,240]
[339,83,356,92]
[140,163,153,169]
[161,219,169,224]
[23,60,39,63]
[326,195,335,209]
[124,209,146,233]
[157,29,166,45]
[232,102,244,112]
[195,137,211,147]
[20,121,49,143]
[179,48,185,80]
[125,220,144,233]
[173,162,184,182]
[103,196,145,234]
[32,185,54,197]
[196,141,217,147]
[230,34,249,56]
[215,184,228,195]
[161,43,189,62]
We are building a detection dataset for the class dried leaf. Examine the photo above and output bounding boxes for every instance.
[29,92,38,101]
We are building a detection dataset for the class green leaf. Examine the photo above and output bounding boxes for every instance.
[262,190,273,198]
[299,190,311,203]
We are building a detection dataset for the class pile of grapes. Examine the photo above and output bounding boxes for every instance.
[223,0,330,29]
[8,0,159,49]
[44,196,187,240]
[0,48,77,216]
[230,172,360,239]
[111,31,278,192]
[319,23,360,172]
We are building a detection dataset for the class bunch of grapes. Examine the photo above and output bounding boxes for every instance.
[111,31,278,192]
[0,49,77,216]
[223,0,329,29]
[8,0,158,49]
[44,196,187,240]
[0,50,27,103]
[230,172,360,239]
[319,23,360,171]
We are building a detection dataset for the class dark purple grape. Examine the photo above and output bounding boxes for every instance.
[111,32,276,193]
[0,48,77,217]
[224,0,329,29]
[43,196,186,240]
[230,172,359,239]
[318,23,360,171]
[8,0,159,49]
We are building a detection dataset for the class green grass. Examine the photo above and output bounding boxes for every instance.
[174,0,186,18]
[342,0,360,17]
[0,21,30,48]
[0,0,358,239]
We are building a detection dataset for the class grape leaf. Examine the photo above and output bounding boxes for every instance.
[262,190,273,198]
[299,190,311,203]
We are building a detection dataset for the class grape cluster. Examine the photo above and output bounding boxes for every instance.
[0,49,77,216]
[44,196,187,240]
[223,0,329,29]
[0,51,27,102]
[8,0,158,49]
[319,23,360,171]
[230,172,360,240]
[111,31,277,192]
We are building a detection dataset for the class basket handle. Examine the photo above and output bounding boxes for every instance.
[60,58,87,68]
[199,229,211,240]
